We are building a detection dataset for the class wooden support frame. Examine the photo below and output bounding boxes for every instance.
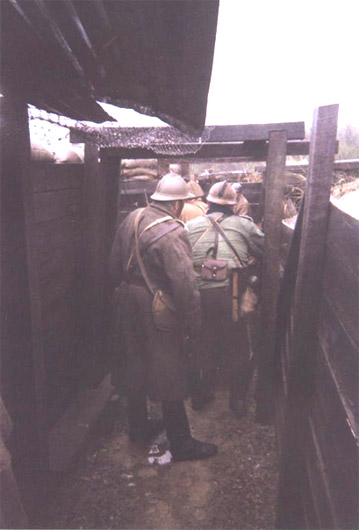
[71,122,305,145]
[99,140,310,161]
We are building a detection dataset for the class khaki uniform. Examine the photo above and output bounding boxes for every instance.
[109,203,201,402]
[187,212,264,290]
[186,212,264,400]
[180,199,208,223]
[234,193,251,217]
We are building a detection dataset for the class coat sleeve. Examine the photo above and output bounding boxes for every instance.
[159,227,201,339]
[244,221,265,258]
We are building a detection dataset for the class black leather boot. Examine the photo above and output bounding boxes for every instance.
[128,394,164,444]
[162,400,218,461]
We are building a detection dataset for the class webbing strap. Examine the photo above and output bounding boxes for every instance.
[126,210,180,294]
[207,215,244,268]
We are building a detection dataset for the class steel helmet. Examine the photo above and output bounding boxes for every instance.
[150,173,195,201]
[206,180,237,205]
[186,180,204,198]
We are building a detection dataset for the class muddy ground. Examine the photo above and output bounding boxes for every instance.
[42,383,278,530]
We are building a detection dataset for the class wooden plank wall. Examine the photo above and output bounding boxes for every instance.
[28,164,85,425]
[276,202,359,528]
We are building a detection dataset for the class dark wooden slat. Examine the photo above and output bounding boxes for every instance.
[322,203,359,347]
[100,140,310,160]
[33,189,83,223]
[38,250,80,288]
[318,300,358,427]
[31,164,84,193]
[304,422,339,529]
[321,250,358,350]
[40,271,79,311]
[276,105,339,529]
[1,97,48,478]
[44,327,81,371]
[71,122,305,144]
[207,122,305,141]
[310,353,359,527]
[41,295,79,335]
[35,215,83,249]
[21,104,50,468]
[301,471,321,530]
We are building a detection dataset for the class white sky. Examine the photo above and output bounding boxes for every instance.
[102,0,359,131]
[206,0,359,129]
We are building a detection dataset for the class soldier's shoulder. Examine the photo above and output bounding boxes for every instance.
[186,215,208,229]
[237,214,254,223]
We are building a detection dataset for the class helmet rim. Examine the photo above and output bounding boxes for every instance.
[206,181,237,205]
[150,173,195,201]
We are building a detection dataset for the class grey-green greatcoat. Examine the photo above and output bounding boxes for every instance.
[109,203,201,402]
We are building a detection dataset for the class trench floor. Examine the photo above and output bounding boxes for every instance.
[43,385,278,530]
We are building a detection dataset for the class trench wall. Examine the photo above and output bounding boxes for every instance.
[276,202,358,529]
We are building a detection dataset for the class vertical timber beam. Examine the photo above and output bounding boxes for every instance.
[99,153,121,374]
[158,159,170,176]
[1,96,48,521]
[83,143,107,384]
[181,161,190,178]
[276,104,339,529]
[256,130,287,423]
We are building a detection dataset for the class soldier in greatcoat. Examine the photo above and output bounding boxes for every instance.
[109,173,217,461]
[187,180,264,418]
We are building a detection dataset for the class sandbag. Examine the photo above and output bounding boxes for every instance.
[121,158,158,170]
[31,141,55,162]
[54,144,83,164]
[122,167,158,178]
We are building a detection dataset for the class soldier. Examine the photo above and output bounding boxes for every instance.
[109,173,217,461]
[179,180,208,222]
[233,182,251,217]
[187,180,264,418]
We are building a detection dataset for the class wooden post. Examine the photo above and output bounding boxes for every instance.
[181,161,190,178]
[276,104,339,529]
[1,96,48,519]
[256,130,287,423]
[158,159,170,176]
[83,143,107,385]
[99,154,121,373]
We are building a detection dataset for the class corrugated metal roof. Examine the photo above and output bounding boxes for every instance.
[0,0,219,133]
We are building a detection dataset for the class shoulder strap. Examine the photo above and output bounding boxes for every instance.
[207,215,244,268]
[127,209,179,294]
[134,210,155,295]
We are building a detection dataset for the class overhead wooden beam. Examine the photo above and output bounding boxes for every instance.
[99,141,311,160]
[261,157,357,173]
[71,122,305,145]
[206,123,305,142]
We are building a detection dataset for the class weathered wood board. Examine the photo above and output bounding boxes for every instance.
[277,200,359,529]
